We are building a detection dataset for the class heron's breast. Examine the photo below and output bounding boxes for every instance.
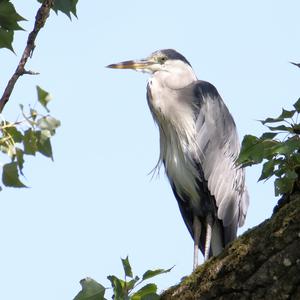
[147,76,203,213]
[165,140,199,199]
[161,122,202,213]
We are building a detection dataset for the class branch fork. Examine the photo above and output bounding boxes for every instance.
[0,0,54,113]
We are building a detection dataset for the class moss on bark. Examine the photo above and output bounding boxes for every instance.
[161,193,300,300]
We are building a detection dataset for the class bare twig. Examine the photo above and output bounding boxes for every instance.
[23,70,40,75]
[0,0,54,113]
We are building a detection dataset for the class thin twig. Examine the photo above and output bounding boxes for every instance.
[290,61,300,69]
[23,70,40,75]
[0,0,54,113]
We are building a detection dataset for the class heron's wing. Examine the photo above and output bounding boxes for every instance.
[191,80,249,243]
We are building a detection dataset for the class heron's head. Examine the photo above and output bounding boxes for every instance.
[107,49,193,75]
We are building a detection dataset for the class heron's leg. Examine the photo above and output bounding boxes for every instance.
[193,215,201,270]
[204,214,213,261]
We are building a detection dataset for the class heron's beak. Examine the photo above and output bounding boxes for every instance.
[106,59,155,70]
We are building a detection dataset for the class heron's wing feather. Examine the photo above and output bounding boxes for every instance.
[169,181,206,255]
[192,81,249,243]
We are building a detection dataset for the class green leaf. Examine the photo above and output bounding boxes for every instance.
[2,162,26,187]
[274,166,286,178]
[73,277,107,300]
[286,169,298,180]
[36,86,51,112]
[54,0,78,18]
[278,108,296,119]
[272,136,300,156]
[241,100,300,197]
[38,0,78,18]
[258,160,277,181]
[121,256,133,278]
[0,0,26,30]
[266,125,292,132]
[290,153,300,167]
[107,275,128,300]
[6,143,15,158]
[274,171,297,196]
[36,130,53,159]
[293,98,300,113]
[23,128,38,155]
[260,132,278,140]
[237,135,278,166]
[260,117,283,124]
[0,0,25,51]
[260,109,295,125]
[142,267,173,281]
[15,147,24,173]
[127,276,140,291]
[0,28,13,51]
[284,136,300,152]
[259,108,294,124]
[237,135,260,164]
[131,284,158,300]
[4,125,23,143]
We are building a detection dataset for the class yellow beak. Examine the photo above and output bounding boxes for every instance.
[106,59,154,70]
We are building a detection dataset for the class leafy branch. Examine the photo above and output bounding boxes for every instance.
[73,257,173,300]
[238,98,300,197]
[0,0,54,113]
[0,85,60,188]
[0,1,79,189]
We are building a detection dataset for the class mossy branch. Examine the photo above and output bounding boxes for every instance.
[161,194,300,299]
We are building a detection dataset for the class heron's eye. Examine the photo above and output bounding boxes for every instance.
[158,56,167,64]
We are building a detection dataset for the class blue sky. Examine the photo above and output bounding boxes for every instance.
[0,1,300,299]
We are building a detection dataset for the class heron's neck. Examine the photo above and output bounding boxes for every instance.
[152,63,197,89]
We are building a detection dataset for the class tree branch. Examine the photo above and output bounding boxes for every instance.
[161,193,300,299]
[0,0,54,113]
[290,62,300,68]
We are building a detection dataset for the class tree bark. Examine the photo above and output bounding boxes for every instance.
[161,193,300,300]
[0,0,54,113]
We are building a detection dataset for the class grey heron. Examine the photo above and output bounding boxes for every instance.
[107,49,249,269]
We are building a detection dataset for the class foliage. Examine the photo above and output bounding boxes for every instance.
[238,98,300,196]
[0,86,60,188]
[37,0,78,19]
[0,0,79,188]
[0,0,78,52]
[73,257,173,300]
[0,0,26,52]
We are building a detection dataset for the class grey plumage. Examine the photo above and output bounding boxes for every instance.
[148,78,248,255]
[107,49,249,267]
